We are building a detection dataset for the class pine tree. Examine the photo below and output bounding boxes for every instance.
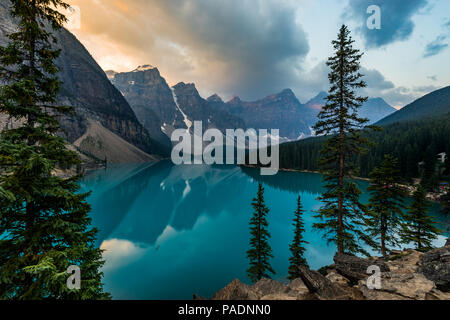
[288,196,309,280]
[364,155,406,257]
[312,25,374,255]
[401,186,441,252]
[247,183,275,283]
[0,0,109,299]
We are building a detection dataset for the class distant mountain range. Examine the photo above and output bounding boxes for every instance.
[273,85,450,178]
[3,0,443,166]
[109,67,397,145]
[376,86,450,126]
[303,91,397,126]
[211,89,311,141]
[111,66,245,147]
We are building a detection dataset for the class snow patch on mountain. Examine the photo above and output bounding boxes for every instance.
[171,87,192,132]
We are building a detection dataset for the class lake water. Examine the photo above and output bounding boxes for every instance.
[80,161,449,300]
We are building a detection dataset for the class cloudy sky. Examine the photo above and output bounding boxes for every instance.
[66,0,450,108]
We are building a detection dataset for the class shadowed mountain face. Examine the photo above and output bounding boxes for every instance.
[110,63,400,144]
[303,92,396,126]
[376,86,450,126]
[172,82,246,132]
[358,98,397,124]
[0,2,168,160]
[216,89,312,140]
[112,67,245,146]
[112,66,179,146]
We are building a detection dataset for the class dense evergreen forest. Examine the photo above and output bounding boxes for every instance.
[279,114,450,182]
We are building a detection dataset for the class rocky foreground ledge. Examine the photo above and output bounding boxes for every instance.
[200,245,450,300]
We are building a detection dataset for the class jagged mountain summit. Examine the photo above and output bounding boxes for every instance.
[110,67,245,146]
[0,1,168,163]
[110,62,400,145]
[216,89,312,141]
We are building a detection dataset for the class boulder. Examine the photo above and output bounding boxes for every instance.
[446,238,450,247]
[288,278,309,295]
[326,270,350,287]
[251,279,289,297]
[211,279,259,300]
[334,253,390,284]
[297,265,357,300]
[358,272,437,300]
[386,250,423,273]
[419,246,450,292]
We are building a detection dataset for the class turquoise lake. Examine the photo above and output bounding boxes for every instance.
[80,161,449,300]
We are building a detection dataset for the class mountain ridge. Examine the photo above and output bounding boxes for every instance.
[111,67,246,145]
[376,85,450,126]
[303,92,396,126]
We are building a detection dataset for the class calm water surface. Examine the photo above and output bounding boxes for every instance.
[80,161,449,300]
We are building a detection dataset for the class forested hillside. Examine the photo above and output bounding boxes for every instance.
[279,114,450,181]
[377,86,450,126]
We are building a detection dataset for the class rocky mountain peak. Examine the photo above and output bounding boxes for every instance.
[0,4,168,161]
[279,88,296,99]
[222,90,311,139]
[113,65,163,86]
[228,95,242,105]
[207,94,224,103]
[132,64,156,72]
[173,82,199,97]
[263,88,301,105]
[307,91,328,105]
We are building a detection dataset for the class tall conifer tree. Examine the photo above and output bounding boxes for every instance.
[401,186,441,252]
[288,196,308,280]
[313,25,373,255]
[247,183,274,283]
[364,155,406,257]
[0,0,109,299]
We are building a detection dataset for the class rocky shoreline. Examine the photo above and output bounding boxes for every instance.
[202,244,450,300]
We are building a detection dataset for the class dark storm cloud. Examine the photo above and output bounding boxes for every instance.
[136,0,311,100]
[345,0,429,48]
[424,35,449,57]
